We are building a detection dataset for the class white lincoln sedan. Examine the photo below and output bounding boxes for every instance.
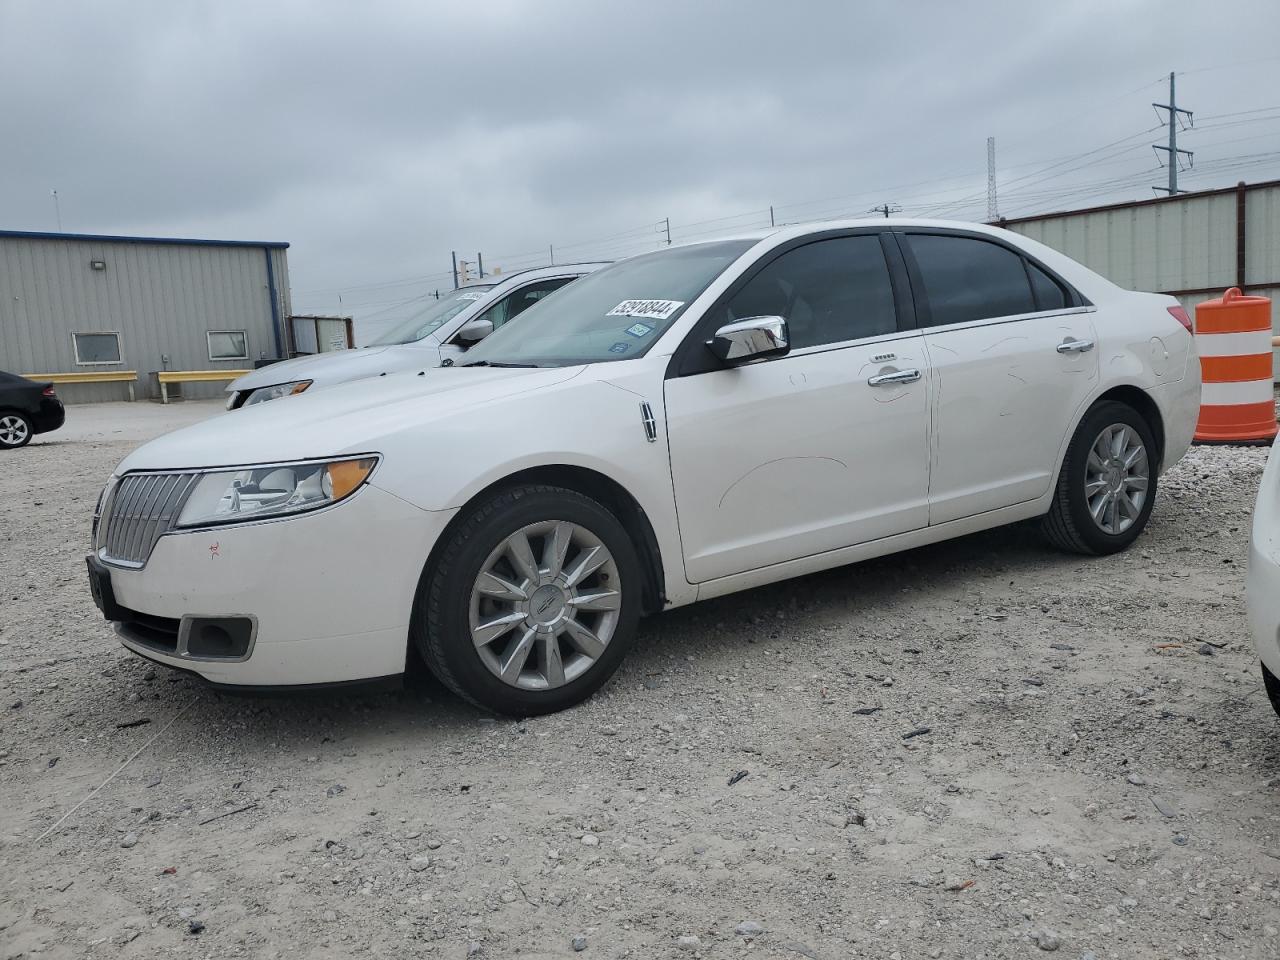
[88,219,1200,714]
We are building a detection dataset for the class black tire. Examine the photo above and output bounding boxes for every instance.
[1042,399,1159,555]
[1263,663,1280,720]
[0,411,33,450]
[412,484,642,716]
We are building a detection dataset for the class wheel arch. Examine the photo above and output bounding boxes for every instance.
[416,464,668,621]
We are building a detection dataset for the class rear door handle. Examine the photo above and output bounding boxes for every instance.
[868,368,921,386]
[1056,339,1095,354]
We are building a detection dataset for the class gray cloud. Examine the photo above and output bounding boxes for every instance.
[3,0,1278,333]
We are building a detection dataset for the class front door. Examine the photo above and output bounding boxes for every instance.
[665,234,932,584]
[897,231,1099,524]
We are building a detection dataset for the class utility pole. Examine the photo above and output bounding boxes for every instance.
[451,250,459,290]
[869,203,901,218]
[769,205,775,227]
[1153,71,1193,195]
[663,217,671,245]
[549,243,554,266]
[986,136,999,221]
[477,252,484,279]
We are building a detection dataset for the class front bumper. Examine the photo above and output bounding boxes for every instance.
[1248,439,1280,676]
[93,483,456,686]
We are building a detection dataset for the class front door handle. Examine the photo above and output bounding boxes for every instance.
[868,368,921,386]
[1056,338,1095,354]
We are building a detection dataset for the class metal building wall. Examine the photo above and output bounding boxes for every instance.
[0,233,291,402]
[1001,181,1280,377]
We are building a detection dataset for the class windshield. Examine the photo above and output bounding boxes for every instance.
[368,285,495,345]
[460,240,756,366]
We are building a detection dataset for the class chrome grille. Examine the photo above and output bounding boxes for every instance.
[99,473,199,567]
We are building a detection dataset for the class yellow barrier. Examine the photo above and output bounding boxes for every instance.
[153,369,251,404]
[22,370,139,401]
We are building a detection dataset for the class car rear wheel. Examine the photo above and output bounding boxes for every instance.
[0,412,33,449]
[1042,400,1158,555]
[413,484,641,715]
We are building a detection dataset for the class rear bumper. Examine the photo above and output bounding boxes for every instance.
[32,398,65,435]
[1150,375,1200,471]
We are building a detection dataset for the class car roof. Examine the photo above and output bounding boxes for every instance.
[470,261,611,286]
[693,217,1015,246]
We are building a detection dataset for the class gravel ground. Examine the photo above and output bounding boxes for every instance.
[2,401,1280,960]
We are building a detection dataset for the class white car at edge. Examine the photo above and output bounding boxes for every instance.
[1248,451,1280,718]
[88,219,1200,714]
[225,263,606,408]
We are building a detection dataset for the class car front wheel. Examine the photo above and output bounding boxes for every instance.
[1042,399,1158,555]
[0,412,33,449]
[413,484,641,715]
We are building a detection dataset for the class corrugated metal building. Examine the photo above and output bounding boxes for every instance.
[999,180,1280,375]
[0,230,291,402]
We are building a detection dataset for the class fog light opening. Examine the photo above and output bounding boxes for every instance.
[183,616,254,660]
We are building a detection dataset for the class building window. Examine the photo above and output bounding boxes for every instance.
[207,330,249,361]
[73,332,122,365]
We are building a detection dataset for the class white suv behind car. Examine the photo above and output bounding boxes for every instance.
[225,263,606,408]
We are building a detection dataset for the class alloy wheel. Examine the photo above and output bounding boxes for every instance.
[0,415,30,447]
[1084,423,1149,535]
[468,520,622,690]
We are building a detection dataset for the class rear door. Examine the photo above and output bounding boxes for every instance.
[896,230,1098,525]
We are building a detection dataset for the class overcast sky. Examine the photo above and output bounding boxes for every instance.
[3,0,1280,337]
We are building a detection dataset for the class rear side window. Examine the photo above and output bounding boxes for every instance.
[906,234,1037,326]
[724,235,896,350]
[1028,262,1068,311]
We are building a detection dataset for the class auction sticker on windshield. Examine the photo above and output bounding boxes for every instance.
[607,299,685,321]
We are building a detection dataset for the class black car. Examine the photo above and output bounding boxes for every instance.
[0,371,65,449]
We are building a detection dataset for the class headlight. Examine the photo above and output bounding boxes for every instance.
[242,380,312,406]
[175,457,378,528]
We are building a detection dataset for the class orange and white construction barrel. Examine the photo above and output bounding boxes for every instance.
[1194,287,1277,444]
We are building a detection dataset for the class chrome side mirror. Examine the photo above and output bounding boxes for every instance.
[707,316,789,365]
[456,318,494,343]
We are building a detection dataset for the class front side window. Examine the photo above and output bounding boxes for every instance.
[73,332,122,364]
[368,285,496,346]
[462,240,756,366]
[906,234,1037,326]
[722,235,897,350]
[473,277,576,333]
[208,330,248,360]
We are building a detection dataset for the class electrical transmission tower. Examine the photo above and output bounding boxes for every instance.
[1152,71,1193,195]
[987,137,999,221]
[869,202,901,218]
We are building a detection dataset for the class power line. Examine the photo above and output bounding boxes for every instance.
[987,137,998,221]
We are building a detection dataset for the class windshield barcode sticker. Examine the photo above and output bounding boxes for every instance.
[457,292,484,301]
[607,299,685,321]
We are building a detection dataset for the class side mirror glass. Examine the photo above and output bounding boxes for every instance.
[456,318,494,343]
[707,316,790,365]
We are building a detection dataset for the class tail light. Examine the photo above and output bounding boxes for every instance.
[42,385,57,397]
[1167,305,1193,334]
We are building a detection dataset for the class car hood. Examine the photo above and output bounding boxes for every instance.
[228,344,436,393]
[118,366,584,472]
